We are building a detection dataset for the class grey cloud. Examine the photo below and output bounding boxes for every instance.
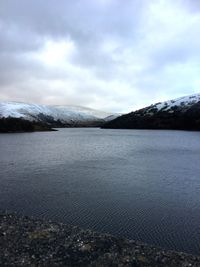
[0,0,200,112]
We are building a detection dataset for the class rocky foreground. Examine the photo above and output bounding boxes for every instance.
[0,213,199,267]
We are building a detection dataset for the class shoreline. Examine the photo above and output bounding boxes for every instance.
[0,212,199,266]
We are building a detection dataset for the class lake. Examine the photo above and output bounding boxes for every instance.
[0,128,200,254]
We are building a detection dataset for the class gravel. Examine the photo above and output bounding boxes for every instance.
[0,212,200,266]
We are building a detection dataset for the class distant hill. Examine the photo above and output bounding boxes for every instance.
[102,93,200,131]
[0,102,118,128]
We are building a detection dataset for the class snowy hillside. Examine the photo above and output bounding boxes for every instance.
[143,93,200,115]
[0,101,118,126]
[52,105,115,119]
[103,93,200,130]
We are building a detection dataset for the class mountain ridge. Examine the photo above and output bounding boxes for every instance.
[102,93,200,131]
[0,101,118,127]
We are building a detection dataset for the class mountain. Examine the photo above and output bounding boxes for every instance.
[0,101,117,127]
[102,93,200,131]
[52,105,115,119]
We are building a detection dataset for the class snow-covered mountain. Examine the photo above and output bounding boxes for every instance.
[0,101,117,127]
[103,93,200,130]
[52,105,115,119]
[141,93,200,115]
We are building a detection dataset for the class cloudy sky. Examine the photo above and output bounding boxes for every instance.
[0,0,200,112]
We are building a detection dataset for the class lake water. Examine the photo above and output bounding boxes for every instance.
[0,128,200,254]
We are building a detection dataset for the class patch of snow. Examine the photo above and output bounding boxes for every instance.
[148,93,200,112]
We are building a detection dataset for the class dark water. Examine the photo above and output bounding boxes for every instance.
[0,128,200,254]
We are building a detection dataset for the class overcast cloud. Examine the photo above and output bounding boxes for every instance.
[0,0,200,112]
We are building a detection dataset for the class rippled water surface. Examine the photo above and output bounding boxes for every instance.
[0,128,200,254]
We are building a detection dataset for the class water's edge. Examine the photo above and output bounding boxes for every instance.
[1,211,200,266]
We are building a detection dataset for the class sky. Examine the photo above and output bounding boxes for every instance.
[0,0,200,113]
